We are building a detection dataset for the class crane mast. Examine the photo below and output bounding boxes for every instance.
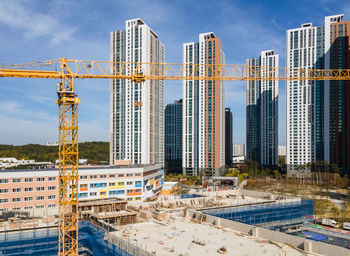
[0,58,349,256]
[56,59,80,255]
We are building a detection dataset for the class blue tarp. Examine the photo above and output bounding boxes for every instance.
[301,231,328,241]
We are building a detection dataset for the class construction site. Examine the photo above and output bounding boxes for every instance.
[0,188,349,256]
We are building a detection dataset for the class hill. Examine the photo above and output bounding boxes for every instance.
[0,142,109,164]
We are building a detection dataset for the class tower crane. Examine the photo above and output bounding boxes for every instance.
[0,57,349,256]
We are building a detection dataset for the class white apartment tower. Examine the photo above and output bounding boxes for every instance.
[246,50,279,167]
[286,15,343,172]
[110,18,165,166]
[182,32,225,176]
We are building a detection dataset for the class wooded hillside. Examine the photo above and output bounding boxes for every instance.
[0,142,109,163]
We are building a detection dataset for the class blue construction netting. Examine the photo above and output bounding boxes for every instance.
[0,221,132,256]
[203,200,313,230]
[181,194,203,199]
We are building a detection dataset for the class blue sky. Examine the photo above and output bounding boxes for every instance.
[0,0,348,146]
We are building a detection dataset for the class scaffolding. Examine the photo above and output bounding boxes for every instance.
[0,221,134,256]
[78,199,137,228]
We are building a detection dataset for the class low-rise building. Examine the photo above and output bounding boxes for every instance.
[0,157,51,169]
[0,164,164,216]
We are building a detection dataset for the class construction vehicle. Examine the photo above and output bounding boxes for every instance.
[0,58,349,255]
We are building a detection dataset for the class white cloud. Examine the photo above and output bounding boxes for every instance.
[0,1,76,45]
[0,115,57,145]
[0,100,21,113]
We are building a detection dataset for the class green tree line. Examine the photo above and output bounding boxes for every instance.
[0,142,109,164]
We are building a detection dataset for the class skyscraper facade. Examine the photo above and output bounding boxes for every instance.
[329,19,350,172]
[225,108,233,166]
[165,99,183,173]
[182,32,225,176]
[246,50,279,167]
[286,15,344,172]
[110,18,165,166]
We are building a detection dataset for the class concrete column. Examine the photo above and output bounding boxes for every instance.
[304,240,312,252]
[252,227,259,238]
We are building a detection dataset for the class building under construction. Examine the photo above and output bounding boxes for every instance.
[1,189,349,256]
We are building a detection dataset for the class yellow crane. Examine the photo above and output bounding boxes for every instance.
[0,58,349,256]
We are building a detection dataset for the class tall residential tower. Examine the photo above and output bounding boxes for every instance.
[110,18,165,166]
[182,32,225,175]
[329,19,350,173]
[246,50,279,167]
[225,108,233,166]
[165,99,183,173]
[286,15,344,173]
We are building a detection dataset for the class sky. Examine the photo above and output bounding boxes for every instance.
[0,0,349,146]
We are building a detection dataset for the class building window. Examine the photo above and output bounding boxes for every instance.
[100,175,106,178]
[0,179,8,183]
[48,195,56,200]
[48,186,56,190]
[36,196,44,200]
[24,206,33,210]
[48,177,56,181]
[109,174,115,178]
[37,187,45,191]
[118,182,124,186]
[90,183,98,188]
[135,173,141,177]
[80,176,88,179]
[90,175,97,179]
[118,174,124,178]
[100,191,106,196]
[37,177,45,182]
[90,192,97,196]
[0,199,8,203]
[36,205,44,209]
[12,188,21,193]
[0,189,8,193]
[13,178,21,183]
[13,207,21,211]
[25,187,33,192]
[109,182,116,186]
[25,197,33,201]
[25,178,33,182]
[127,190,133,193]
[80,184,88,188]
[100,183,107,188]
[48,204,56,208]
[79,193,88,198]
[135,189,141,193]
[13,198,21,202]
[127,173,133,177]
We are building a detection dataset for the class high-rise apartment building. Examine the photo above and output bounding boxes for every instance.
[182,32,225,176]
[233,144,246,157]
[165,99,183,173]
[246,50,279,167]
[329,19,350,172]
[286,15,344,172]
[225,108,233,166]
[110,18,165,166]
